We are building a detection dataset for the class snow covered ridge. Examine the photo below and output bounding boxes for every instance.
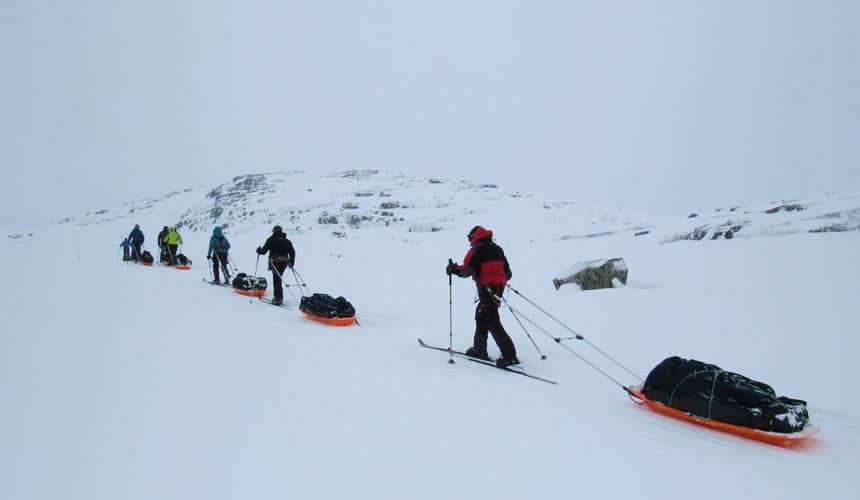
[31,170,859,245]
[659,193,860,243]
[554,192,860,243]
[171,170,629,237]
[51,187,203,227]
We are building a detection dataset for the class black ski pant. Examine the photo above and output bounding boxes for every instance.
[270,258,289,301]
[473,285,517,360]
[131,241,143,261]
[212,252,230,282]
[167,244,179,264]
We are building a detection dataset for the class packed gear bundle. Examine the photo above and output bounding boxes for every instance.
[641,356,810,434]
[299,293,355,318]
[232,272,268,297]
[139,250,155,265]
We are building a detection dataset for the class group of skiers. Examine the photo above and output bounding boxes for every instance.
[120,225,184,264]
[122,222,517,367]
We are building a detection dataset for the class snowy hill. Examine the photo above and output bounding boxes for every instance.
[2,171,859,500]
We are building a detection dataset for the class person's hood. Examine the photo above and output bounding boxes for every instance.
[469,226,493,246]
[213,226,223,237]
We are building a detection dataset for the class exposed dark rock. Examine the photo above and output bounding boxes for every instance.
[318,214,338,225]
[688,213,699,218]
[553,258,628,291]
[765,204,805,214]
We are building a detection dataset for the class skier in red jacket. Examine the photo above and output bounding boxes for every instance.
[446,226,519,367]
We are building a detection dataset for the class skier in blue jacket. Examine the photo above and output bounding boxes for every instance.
[127,225,145,261]
[207,226,231,284]
[119,238,132,261]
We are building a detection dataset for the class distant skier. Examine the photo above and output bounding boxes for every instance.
[446,225,519,368]
[157,226,170,262]
[256,225,295,306]
[162,226,183,265]
[119,238,132,261]
[207,226,231,284]
[127,224,145,262]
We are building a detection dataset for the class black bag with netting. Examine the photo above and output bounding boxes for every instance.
[642,356,809,433]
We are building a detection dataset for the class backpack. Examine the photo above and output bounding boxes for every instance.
[213,235,229,254]
[231,273,267,291]
[139,251,154,264]
[299,293,355,318]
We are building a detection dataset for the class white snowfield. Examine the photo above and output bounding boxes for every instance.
[2,172,858,500]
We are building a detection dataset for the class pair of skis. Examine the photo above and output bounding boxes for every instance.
[418,339,557,385]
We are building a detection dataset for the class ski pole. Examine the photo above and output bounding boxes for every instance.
[254,254,260,277]
[447,258,455,364]
[506,285,643,383]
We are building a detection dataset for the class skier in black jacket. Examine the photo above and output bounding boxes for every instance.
[157,226,169,263]
[256,225,296,305]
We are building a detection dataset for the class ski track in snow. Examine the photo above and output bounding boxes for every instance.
[1,172,859,500]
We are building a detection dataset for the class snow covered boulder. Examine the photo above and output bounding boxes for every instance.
[553,258,628,291]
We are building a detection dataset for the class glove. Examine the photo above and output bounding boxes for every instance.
[446,262,458,276]
[256,247,264,255]
[207,255,211,260]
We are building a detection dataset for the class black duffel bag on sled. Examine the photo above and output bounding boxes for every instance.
[232,273,267,291]
[299,293,355,319]
[642,356,810,434]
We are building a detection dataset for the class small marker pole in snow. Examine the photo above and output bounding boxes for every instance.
[447,258,455,364]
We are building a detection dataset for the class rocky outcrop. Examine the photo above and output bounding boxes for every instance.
[553,258,628,291]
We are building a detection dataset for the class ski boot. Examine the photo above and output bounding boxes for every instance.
[271,298,283,306]
[496,355,521,368]
[464,347,491,361]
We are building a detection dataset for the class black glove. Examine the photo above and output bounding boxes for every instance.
[446,262,458,276]
[207,255,211,260]
[256,247,264,255]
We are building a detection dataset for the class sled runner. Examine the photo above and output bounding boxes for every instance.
[300,310,357,326]
[628,386,819,447]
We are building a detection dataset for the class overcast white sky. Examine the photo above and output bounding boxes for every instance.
[2,0,858,225]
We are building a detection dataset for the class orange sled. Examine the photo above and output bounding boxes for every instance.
[235,289,266,298]
[174,265,192,270]
[140,262,153,267]
[628,386,819,447]
[300,310,357,327]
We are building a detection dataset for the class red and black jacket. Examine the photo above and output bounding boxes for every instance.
[454,227,512,287]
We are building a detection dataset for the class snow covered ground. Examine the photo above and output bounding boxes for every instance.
[2,172,859,500]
